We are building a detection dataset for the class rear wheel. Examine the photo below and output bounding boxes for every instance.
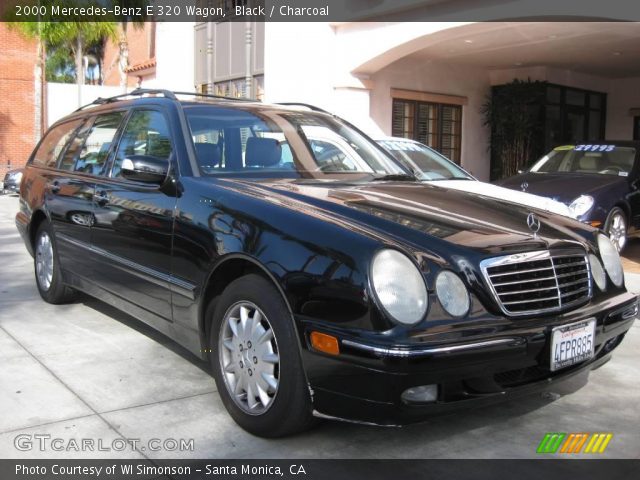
[604,207,627,253]
[208,274,315,437]
[34,222,75,304]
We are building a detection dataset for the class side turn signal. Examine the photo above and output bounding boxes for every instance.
[310,331,340,356]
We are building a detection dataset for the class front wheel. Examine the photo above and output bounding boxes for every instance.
[604,207,627,253]
[208,274,315,437]
[34,222,75,304]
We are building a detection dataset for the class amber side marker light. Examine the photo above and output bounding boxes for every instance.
[590,220,602,228]
[310,332,340,355]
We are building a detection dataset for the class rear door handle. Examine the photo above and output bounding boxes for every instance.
[94,191,109,205]
[49,181,60,194]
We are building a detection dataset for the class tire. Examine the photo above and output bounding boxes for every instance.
[33,222,76,304]
[604,207,627,253]
[207,274,315,437]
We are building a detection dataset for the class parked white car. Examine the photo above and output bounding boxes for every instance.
[377,137,574,218]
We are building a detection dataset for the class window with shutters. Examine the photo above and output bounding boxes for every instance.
[392,99,462,163]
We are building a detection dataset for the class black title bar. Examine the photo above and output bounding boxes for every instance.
[1,459,640,480]
[2,0,640,22]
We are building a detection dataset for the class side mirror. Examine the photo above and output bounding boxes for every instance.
[121,155,168,184]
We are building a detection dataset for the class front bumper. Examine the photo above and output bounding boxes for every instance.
[300,291,638,425]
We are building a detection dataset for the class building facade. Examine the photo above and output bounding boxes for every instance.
[194,20,640,181]
[0,23,41,178]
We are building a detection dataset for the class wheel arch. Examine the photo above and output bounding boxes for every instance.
[198,253,301,356]
[613,202,631,225]
[29,209,50,250]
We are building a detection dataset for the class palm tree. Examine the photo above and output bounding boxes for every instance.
[13,22,116,105]
[114,1,149,91]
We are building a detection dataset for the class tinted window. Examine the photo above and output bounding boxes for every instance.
[58,121,92,171]
[70,112,124,175]
[112,110,173,178]
[58,112,124,173]
[31,120,84,168]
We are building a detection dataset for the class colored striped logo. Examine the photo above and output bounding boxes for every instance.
[537,433,613,454]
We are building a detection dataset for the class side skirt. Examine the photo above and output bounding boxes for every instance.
[63,269,205,360]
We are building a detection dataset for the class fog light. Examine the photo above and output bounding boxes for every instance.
[603,334,624,354]
[401,384,438,404]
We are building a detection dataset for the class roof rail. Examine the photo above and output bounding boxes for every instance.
[74,88,178,111]
[74,88,259,112]
[276,102,330,114]
[172,91,257,102]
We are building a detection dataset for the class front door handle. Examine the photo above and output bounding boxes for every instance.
[94,191,109,205]
[49,181,60,194]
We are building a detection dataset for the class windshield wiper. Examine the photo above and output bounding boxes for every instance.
[427,177,473,181]
[371,173,417,182]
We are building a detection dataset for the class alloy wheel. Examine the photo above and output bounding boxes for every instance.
[607,212,627,252]
[35,231,54,291]
[218,301,280,415]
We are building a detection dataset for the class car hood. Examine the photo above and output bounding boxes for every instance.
[426,180,573,217]
[217,178,594,256]
[496,172,628,204]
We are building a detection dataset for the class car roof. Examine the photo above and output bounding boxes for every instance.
[58,89,331,126]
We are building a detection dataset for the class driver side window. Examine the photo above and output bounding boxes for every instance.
[111,110,173,178]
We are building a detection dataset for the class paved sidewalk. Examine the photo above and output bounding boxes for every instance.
[0,194,638,459]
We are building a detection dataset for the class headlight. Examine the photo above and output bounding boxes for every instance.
[569,195,594,217]
[588,254,606,291]
[371,249,428,325]
[435,271,470,317]
[597,234,624,287]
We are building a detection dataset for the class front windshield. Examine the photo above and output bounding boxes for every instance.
[530,145,637,176]
[185,105,407,180]
[377,139,471,181]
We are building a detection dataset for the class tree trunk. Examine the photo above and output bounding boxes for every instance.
[34,39,44,140]
[118,22,129,93]
[75,35,84,107]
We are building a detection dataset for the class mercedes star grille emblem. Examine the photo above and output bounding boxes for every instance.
[527,212,541,237]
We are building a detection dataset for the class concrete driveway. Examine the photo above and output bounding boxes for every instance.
[0,194,638,459]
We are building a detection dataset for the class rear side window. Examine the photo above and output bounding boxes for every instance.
[31,119,84,168]
[111,110,173,178]
[58,112,125,175]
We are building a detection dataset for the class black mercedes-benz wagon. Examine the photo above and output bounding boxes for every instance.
[16,90,637,437]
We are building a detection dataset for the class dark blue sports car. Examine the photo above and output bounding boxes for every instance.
[496,142,640,252]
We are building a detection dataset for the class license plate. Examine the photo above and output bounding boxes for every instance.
[550,319,596,372]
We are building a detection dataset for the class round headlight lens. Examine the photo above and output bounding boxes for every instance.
[435,271,470,317]
[371,249,428,325]
[597,234,624,287]
[569,195,594,217]
[588,254,606,291]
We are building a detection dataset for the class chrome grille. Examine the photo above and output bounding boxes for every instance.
[480,250,592,316]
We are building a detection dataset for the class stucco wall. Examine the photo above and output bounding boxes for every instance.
[263,23,336,107]
[370,58,492,180]
[47,83,125,127]
[606,77,640,140]
[147,23,195,91]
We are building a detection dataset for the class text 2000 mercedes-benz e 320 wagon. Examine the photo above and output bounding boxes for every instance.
[16,90,638,437]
